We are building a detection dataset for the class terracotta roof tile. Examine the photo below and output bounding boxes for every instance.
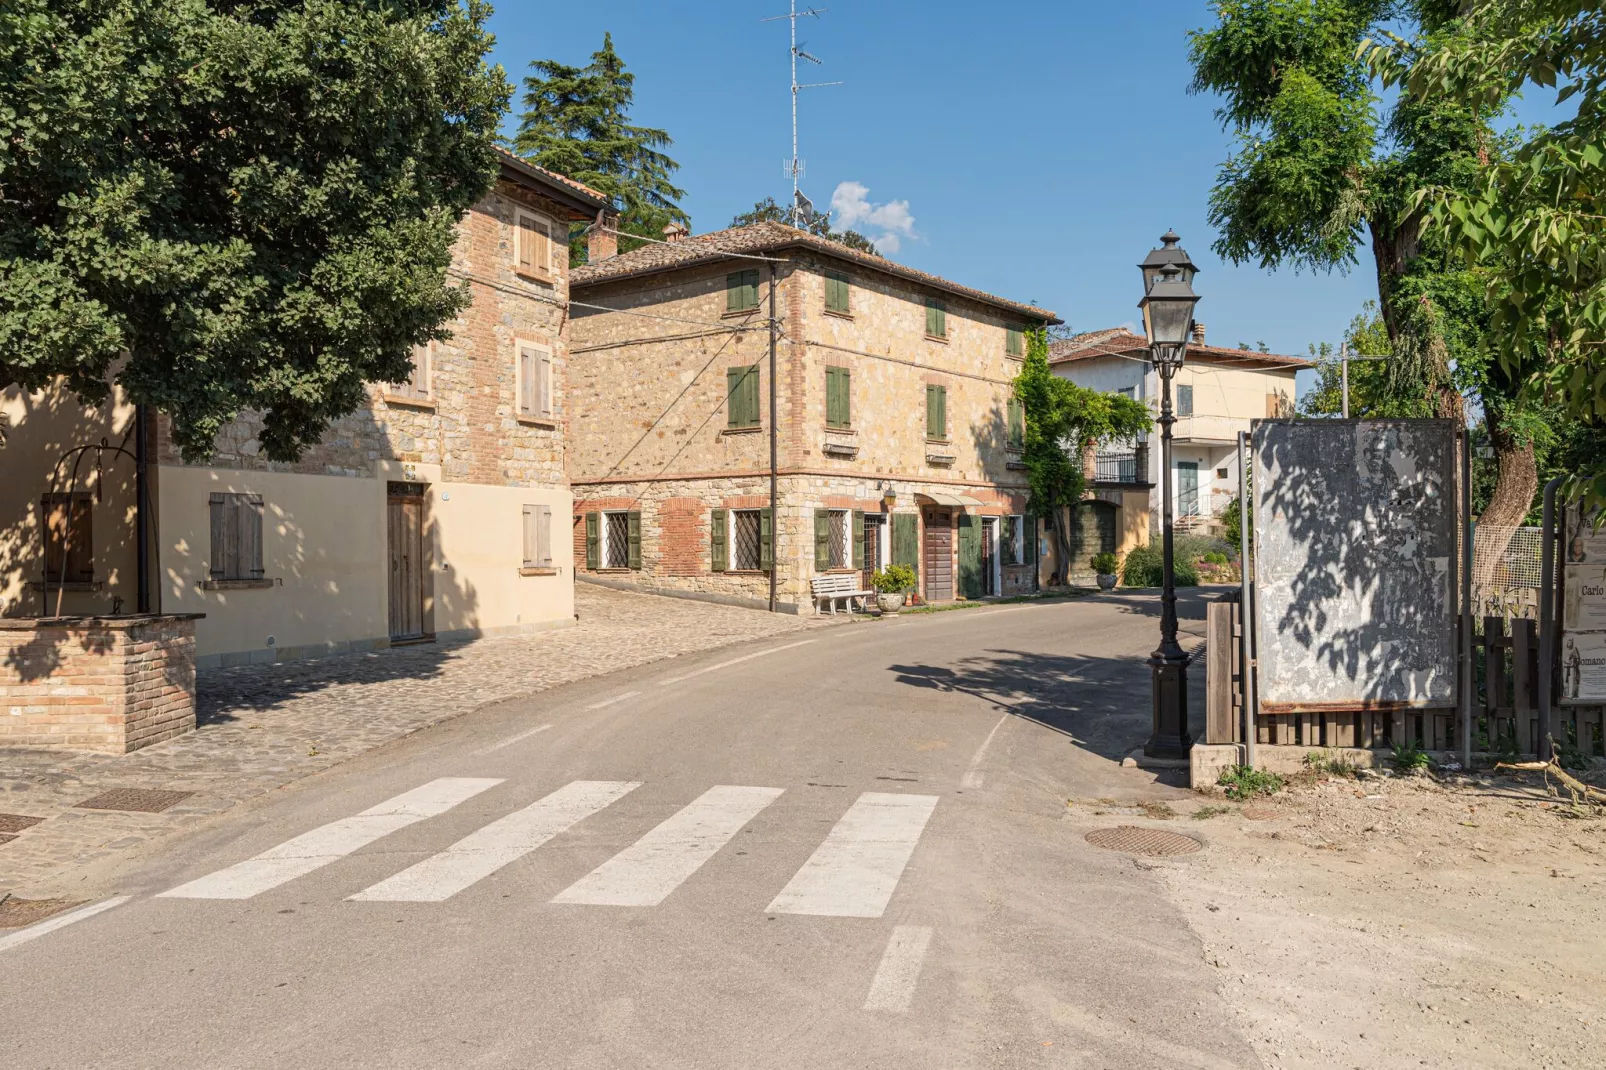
[1048,328,1310,371]
[571,220,1059,323]
[493,147,612,209]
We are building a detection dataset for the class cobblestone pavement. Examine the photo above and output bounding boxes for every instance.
[0,585,839,899]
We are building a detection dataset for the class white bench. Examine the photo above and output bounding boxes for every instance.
[811,573,873,614]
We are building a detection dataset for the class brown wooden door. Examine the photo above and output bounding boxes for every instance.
[387,485,426,640]
[923,508,954,601]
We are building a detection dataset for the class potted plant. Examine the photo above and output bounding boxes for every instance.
[871,565,918,615]
[1091,551,1120,591]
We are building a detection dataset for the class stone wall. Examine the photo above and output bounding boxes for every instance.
[0,615,199,753]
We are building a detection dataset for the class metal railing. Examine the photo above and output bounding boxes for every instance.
[1093,452,1140,483]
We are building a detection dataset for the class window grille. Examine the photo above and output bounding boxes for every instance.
[827,510,848,569]
[733,510,763,570]
[605,511,630,568]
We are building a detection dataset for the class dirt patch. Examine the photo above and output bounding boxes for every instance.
[0,897,85,929]
[1161,767,1606,1068]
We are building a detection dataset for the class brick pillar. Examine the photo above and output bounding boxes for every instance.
[587,211,618,262]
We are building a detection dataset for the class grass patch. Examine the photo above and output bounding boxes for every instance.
[1390,739,1431,773]
[1303,750,1360,778]
[1138,800,1177,820]
[1191,805,1233,820]
[1217,765,1284,801]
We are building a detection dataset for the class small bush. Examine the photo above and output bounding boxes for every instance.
[1390,739,1431,772]
[871,564,917,594]
[1090,551,1120,575]
[1121,544,1199,587]
[1203,550,1229,565]
[1304,750,1359,778]
[1173,532,1235,565]
[1217,765,1283,801]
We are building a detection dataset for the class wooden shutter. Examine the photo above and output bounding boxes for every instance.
[585,511,600,570]
[523,505,552,568]
[208,492,262,580]
[926,299,945,338]
[1006,326,1023,356]
[710,508,728,572]
[814,509,830,570]
[826,367,850,429]
[517,214,539,274]
[42,494,93,583]
[760,507,773,571]
[519,345,536,418]
[727,269,759,312]
[538,348,553,419]
[626,510,642,570]
[892,512,919,579]
[1008,398,1024,448]
[522,505,537,568]
[826,271,850,313]
[728,364,759,427]
[744,365,760,427]
[242,494,264,578]
[852,510,864,569]
[927,385,947,440]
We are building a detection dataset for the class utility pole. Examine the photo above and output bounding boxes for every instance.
[761,2,841,228]
[1336,342,1388,418]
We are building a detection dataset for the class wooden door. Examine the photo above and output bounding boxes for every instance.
[958,513,984,599]
[387,484,426,641]
[923,508,954,601]
[1177,461,1200,517]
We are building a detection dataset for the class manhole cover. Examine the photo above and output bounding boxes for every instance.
[1085,826,1202,857]
[0,897,85,929]
[75,789,193,813]
[0,813,45,834]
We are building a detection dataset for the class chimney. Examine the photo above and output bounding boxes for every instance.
[587,210,618,262]
[663,222,688,244]
[1191,322,1206,345]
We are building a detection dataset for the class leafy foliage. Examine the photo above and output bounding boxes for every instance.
[1390,739,1431,772]
[1120,544,1200,588]
[1218,764,1284,800]
[0,0,510,461]
[871,564,917,594]
[514,33,687,261]
[730,197,878,254]
[1089,551,1120,576]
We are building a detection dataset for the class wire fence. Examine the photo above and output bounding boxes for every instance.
[1472,524,1543,620]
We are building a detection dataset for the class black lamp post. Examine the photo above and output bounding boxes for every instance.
[1138,243,1201,759]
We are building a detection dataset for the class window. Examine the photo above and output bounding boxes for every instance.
[826,366,851,429]
[40,493,93,583]
[208,492,264,583]
[517,340,554,422]
[515,210,557,280]
[388,342,432,403]
[1117,386,1135,400]
[727,269,760,313]
[1001,515,1023,566]
[825,271,851,314]
[815,509,851,570]
[1007,398,1025,450]
[1217,467,1230,480]
[726,364,760,428]
[733,509,764,570]
[601,510,638,569]
[925,298,947,339]
[1176,384,1194,417]
[522,504,553,570]
[712,507,771,571]
[1005,325,1023,357]
[926,384,947,441]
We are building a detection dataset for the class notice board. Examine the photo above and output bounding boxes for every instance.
[1252,420,1458,712]
[1562,502,1606,704]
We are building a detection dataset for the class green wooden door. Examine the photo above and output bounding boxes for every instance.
[957,513,984,599]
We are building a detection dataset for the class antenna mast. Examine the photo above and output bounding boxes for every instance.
[761,2,842,228]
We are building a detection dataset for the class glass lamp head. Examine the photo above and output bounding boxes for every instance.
[1138,230,1198,293]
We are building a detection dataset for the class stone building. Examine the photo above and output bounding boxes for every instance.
[567,221,1058,613]
[0,152,612,674]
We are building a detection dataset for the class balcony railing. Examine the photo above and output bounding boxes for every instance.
[1093,446,1147,485]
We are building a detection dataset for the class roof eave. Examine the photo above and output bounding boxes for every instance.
[496,155,612,218]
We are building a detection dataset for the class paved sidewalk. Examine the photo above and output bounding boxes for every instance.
[0,585,837,899]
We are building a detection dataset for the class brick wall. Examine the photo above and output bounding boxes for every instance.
[0,615,198,753]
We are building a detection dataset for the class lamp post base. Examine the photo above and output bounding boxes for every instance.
[1144,649,1193,760]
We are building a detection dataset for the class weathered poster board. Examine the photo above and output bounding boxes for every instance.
[1562,502,1606,703]
[1252,419,1458,712]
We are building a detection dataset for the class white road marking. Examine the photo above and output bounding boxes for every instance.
[961,713,1010,789]
[586,691,641,711]
[659,640,814,685]
[0,895,133,954]
[158,778,502,900]
[350,780,640,902]
[863,925,934,1012]
[552,785,784,907]
[474,723,553,755]
[767,792,939,918]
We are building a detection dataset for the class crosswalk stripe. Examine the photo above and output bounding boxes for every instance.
[863,925,934,1012]
[157,778,502,900]
[551,785,785,907]
[766,792,939,918]
[349,780,641,902]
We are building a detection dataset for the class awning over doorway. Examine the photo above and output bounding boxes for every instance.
[915,491,985,508]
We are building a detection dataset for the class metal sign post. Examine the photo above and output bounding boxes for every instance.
[1238,430,1256,768]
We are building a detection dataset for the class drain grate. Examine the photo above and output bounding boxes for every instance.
[0,813,45,834]
[75,789,193,813]
[1085,826,1202,857]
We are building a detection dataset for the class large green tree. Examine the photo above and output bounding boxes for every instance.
[1013,329,1151,572]
[729,197,879,254]
[1189,1,1547,536]
[515,33,687,260]
[0,0,509,462]
[1366,1,1606,506]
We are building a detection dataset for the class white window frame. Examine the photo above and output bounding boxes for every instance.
[515,338,554,423]
[601,509,631,569]
[514,207,559,281]
[731,508,763,571]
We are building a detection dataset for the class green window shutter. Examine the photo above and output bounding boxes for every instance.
[826,367,850,429]
[710,508,728,572]
[926,385,946,440]
[759,507,774,571]
[1008,398,1024,449]
[926,299,946,338]
[926,385,938,440]
[826,271,850,313]
[814,508,830,570]
[1006,326,1023,356]
[728,365,759,427]
[892,513,918,580]
[627,510,642,569]
[728,270,759,312]
[585,511,600,570]
[743,364,760,426]
[852,510,865,564]
[745,270,760,309]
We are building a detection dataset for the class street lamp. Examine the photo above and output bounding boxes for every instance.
[1137,249,1201,759]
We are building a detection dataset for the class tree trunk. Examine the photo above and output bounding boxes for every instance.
[1055,503,1074,585]
[1473,408,1540,586]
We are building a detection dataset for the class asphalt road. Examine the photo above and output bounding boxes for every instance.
[2,589,1258,1069]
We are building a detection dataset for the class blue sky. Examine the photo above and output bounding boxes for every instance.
[486,1,1567,364]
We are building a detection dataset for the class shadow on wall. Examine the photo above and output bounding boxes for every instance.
[1254,421,1458,703]
[3,625,119,684]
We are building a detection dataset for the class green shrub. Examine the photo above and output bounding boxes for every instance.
[1390,739,1431,772]
[1090,551,1120,575]
[871,564,917,594]
[1120,544,1199,587]
[1203,550,1229,565]
[1217,765,1283,801]
[1173,532,1236,565]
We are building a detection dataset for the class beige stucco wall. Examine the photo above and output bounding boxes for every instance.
[0,384,140,618]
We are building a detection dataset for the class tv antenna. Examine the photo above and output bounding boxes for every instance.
[761,2,842,229]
